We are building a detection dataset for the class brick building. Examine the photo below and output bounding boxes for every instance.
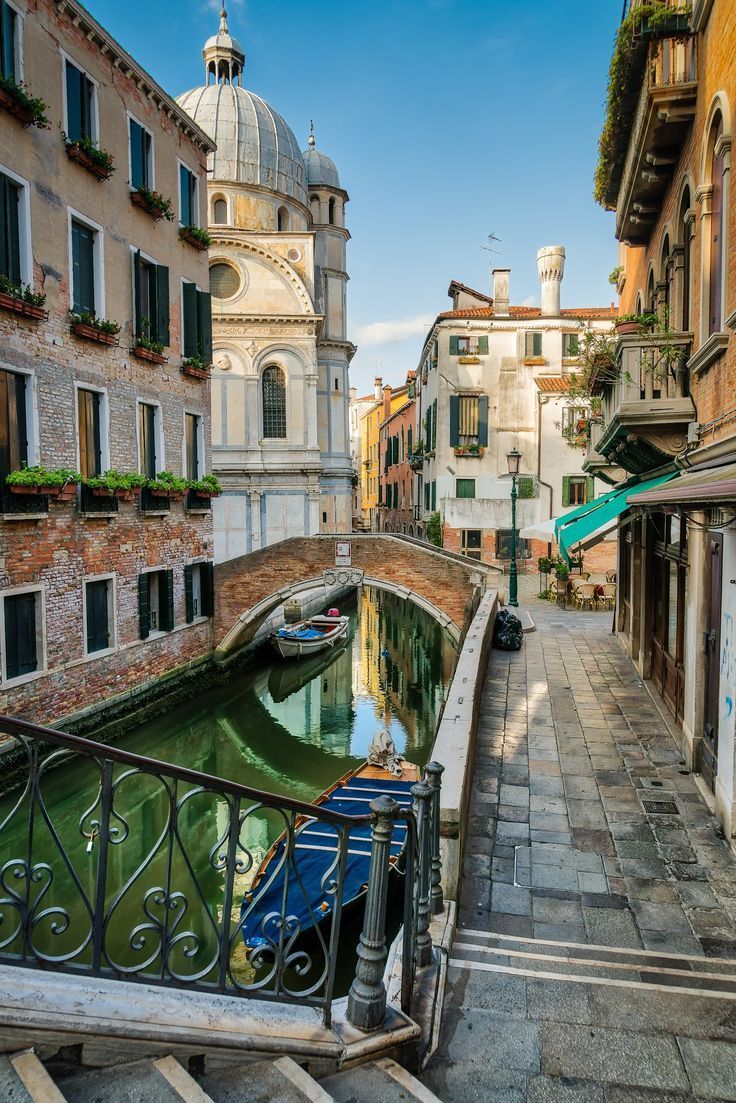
[378,374,416,534]
[0,0,216,725]
[586,0,736,838]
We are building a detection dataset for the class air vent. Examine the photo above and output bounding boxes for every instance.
[642,799,679,815]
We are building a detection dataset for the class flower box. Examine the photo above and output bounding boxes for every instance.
[90,487,117,498]
[0,85,37,127]
[638,13,690,39]
[71,322,116,346]
[147,487,172,499]
[181,361,210,380]
[458,355,481,365]
[130,190,166,220]
[10,484,49,496]
[453,447,485,458]
[615,320,639,336]
[132,345,166,364]
[113,487,143,502]
[65,141,114,181]
[178,226,209,252]
[0,291,46,320]
[409,454,424,472]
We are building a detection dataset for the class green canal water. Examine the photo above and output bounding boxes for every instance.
[0,586,456,994]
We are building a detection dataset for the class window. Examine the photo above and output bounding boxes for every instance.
[561,406,589,438]
[679,186,692,332]
[432,399,437,449]
[138,569,174,638]
[129,118,152,191]
[431,481,436,510]
[449,336,489,356]
[708,113,725,335]
[179,164,198,227]
[209,262,239,299]
[497,530,530,560]
[562,333,579,358]
[0,2,18,81]
[262,365,286,438]
[184,562,214,622]
[71,218,97,315]
[85,578,113,655]
[461,530,482,561]
[277,206,289,231]
[449,394,489,449]
[133,251,169,347]
[525,332,543,358]
[562,475,593,507]
[424,482,429,511]
[328,197,336,225]
[182,282,213,363]
[65,59,95,143]
[138,402,158,480]
[213,197,227,225]
[0,170,21,286]
[185,412,201,481]
[3,589,41,680]
[456,478,475,499]
[78,388,102,479]
[0,368,27,482]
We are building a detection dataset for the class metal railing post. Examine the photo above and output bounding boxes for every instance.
[412,780,433,969]
[347,795,399,1032]
[424,760,445,916]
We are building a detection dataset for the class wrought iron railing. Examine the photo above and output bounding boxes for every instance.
[0,716,442,1031]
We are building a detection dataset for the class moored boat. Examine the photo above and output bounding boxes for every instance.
[270,612,350,660]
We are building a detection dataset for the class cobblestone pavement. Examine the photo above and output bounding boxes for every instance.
[422,579,736,1102]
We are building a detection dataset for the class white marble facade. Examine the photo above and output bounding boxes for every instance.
[177,10,354,561]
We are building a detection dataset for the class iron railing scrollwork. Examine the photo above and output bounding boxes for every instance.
[0,716,443,1031]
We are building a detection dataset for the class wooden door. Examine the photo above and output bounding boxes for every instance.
[702,534,723,791]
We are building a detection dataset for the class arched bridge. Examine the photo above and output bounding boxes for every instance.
[213,534,501,657]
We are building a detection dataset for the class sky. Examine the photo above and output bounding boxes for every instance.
[86,0,622,395]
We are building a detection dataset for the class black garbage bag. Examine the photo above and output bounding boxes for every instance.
[492,607,523,651]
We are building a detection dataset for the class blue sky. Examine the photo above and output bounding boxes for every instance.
[88,0,621,394]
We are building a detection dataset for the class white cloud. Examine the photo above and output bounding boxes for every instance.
[521,296,536,308]
[354,314,434,348]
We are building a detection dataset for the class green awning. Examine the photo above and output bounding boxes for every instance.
[553,485,627,539]
[558,472,678,560]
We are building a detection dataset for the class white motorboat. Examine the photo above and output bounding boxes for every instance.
[270,613,350,660]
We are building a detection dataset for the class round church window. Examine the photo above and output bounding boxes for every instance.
[209,262,241,300]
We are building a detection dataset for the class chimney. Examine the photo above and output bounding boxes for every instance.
[492,269,510,316]
[383,384,392,420]
[537,246,566,316]
[349,385,357,402]
[374,376,382,402]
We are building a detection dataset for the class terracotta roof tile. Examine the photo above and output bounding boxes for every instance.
[438,306,616,320]
[535,376,571,392]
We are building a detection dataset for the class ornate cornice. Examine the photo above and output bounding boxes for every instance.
[211,238,315,314]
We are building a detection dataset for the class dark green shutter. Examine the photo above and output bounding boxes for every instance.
[201,562,214,617]
[86,580,109,653]
[138,573,151,639]
[477,336,488,354]
[431,481,436,510]
[534,332,542,356]
[407,427,412,454]
[197,290,212,363]
[154,265,170,347]
[585,476,595,503]
[159,569,175,632]
[5,592,37,678]
[562,476,571,507]
[478,395,489,447]
[130,119,143,190]
[72,221,95,314]
[1,2,16,81]
[133,250,142,337]
[432,400,437,449]
[424,482,429,510]
[180,165,193,226]
[393,436,398,464]
[449,336,459,355]
[182,283,198,357]
[66,62,82,142]
[449,395,459,447]
[0,172,20,286]
[184,564,194,624]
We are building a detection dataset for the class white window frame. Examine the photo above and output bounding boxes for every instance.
[0,583,46,687]
[60,49,99,143]
[2,0,24,82]
[67,207,105,317]
[82,572,117,659]
[0,160,32,286]
[73,380,110,474]
[0,359,39,466]
[140,564,167,640]
[177,158,199,227]
[211,192,230,226]
[126,111,155,193]
[186,558,207,622]
[136,397,165,476]
[183,409,204,480]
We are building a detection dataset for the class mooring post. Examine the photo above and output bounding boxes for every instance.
[347,794,400,1032]
[424,760,445,915]
[412,780,433,969]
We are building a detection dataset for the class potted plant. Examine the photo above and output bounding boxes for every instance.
[188,474,222,498]
[555,561,569,581]
[0,274,46,320]
[178,224,212,252]
[614,313,643,336]
[538,556,552,574]
[6,465,81,499]
[130,186,175,222]
[0,76,49,128]
[70,311,121,345]
[147,470,189,500]
[181,355,211,380]
[87,470,147,501]
[132,318,166,363]
[63,134,115,181]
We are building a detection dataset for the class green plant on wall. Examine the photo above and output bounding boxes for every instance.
[427,511,442,547]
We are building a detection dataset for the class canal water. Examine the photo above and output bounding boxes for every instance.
[0,586,456,996]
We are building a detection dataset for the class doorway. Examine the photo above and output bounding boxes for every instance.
[702,533,723,792]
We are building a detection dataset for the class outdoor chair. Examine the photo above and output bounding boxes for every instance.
[597,583,616,611]
[574,582,596,610]
[605,570,617,583]
[551,579,567,606]
[579,572,591,581]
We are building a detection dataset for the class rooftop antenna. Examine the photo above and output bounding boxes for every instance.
[481,232,503,293]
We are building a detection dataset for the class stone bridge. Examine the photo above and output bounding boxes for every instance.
[213,534,501,657]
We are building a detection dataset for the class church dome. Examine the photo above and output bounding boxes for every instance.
[177,9,307,205]
[303,128,340,189]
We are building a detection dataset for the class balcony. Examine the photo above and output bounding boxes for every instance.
[616,34,697,244]
[583,418,626,486]
[594,333,695,475]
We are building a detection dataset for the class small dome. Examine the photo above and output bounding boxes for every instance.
[303,126,340,189]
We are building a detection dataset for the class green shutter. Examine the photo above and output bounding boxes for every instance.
[0,173,20,286]
[86,580,109,653]
[393,435,399,464]
[456,479,475,499]
[4,592,37,678]
[72,221,95,315]
[182,283,198,357]
[197,290,213,363]
[1,2,16,81]
[155,265,170,347]
[201,562,214,617]
[184,564,194,624]
[179,165,191,226]
[562,475,571,507]
[478,395,489,447]
[424,482,429,510]
[477,336,488,354]
[432,400,437,448]
[130,119,144,191]
[407,427,412,454]
[159,569,175,632]
[138,573,151,639]
[534,332,542,356]
[449,395,459,447]
[133,250,142,337]
[65,62,82,142]
[585,476,595,504]
[449,336,459,355]
[431,481,436,511]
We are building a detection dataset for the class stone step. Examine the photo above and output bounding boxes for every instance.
[54,1056,212,1102]
[1,1051,67,1102]
[199,1056,333,1103]
[320,1058,442,1103]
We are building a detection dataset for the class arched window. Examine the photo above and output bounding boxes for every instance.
[213,197,227,225]
[679,186,692,332]
[635,292,643,316]
[661,234,672,317]
[328,197,336,225]
[262,365,286,438]
[708,113,725,335]
[277,206,289,232]
[309,195,320,224]
[646,270,656,314]
[407,426,412,455]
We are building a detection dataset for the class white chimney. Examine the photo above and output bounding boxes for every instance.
[374,376,383,402]
[537,246,566,316]
[492,268,510,316]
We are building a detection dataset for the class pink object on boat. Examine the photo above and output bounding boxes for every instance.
[327,608,340,617]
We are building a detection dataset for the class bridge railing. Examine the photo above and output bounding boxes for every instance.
[0,715,442,1031]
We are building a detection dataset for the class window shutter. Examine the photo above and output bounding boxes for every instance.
[477,336,488,354]
[138,573,151,639]
[431,481,436,510]
[72,222,95,315]
[159,569,175,632]
[182,283,198,357]
[66,62,82,142]
[1,3,16,81]
[432,400,437,449]
[534,332,542,357]
[197,290,213,363]
[201,562,214,617]
[393,436,398,464]
[449,395,459,447]
[562,476,571,507]
[0,174,20,286]
[86,580,109,653]
[154,265,170,347]
[130,119,143,191]
[478,395,489,447]
[407,427,412,455]
[184,564,194,624]
[133,250,142,337]
[449,336,459,355]
[585,476,595,503]
[80,73,92,140]
[4,592,36,679]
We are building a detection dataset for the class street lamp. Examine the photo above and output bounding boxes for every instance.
[506,448,521,608]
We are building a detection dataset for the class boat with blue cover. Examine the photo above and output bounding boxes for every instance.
[270,612,350,660]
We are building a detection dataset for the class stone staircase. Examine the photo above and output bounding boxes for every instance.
[0,1050,442,1103]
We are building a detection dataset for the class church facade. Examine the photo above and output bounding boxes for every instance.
[177,11,354,561]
